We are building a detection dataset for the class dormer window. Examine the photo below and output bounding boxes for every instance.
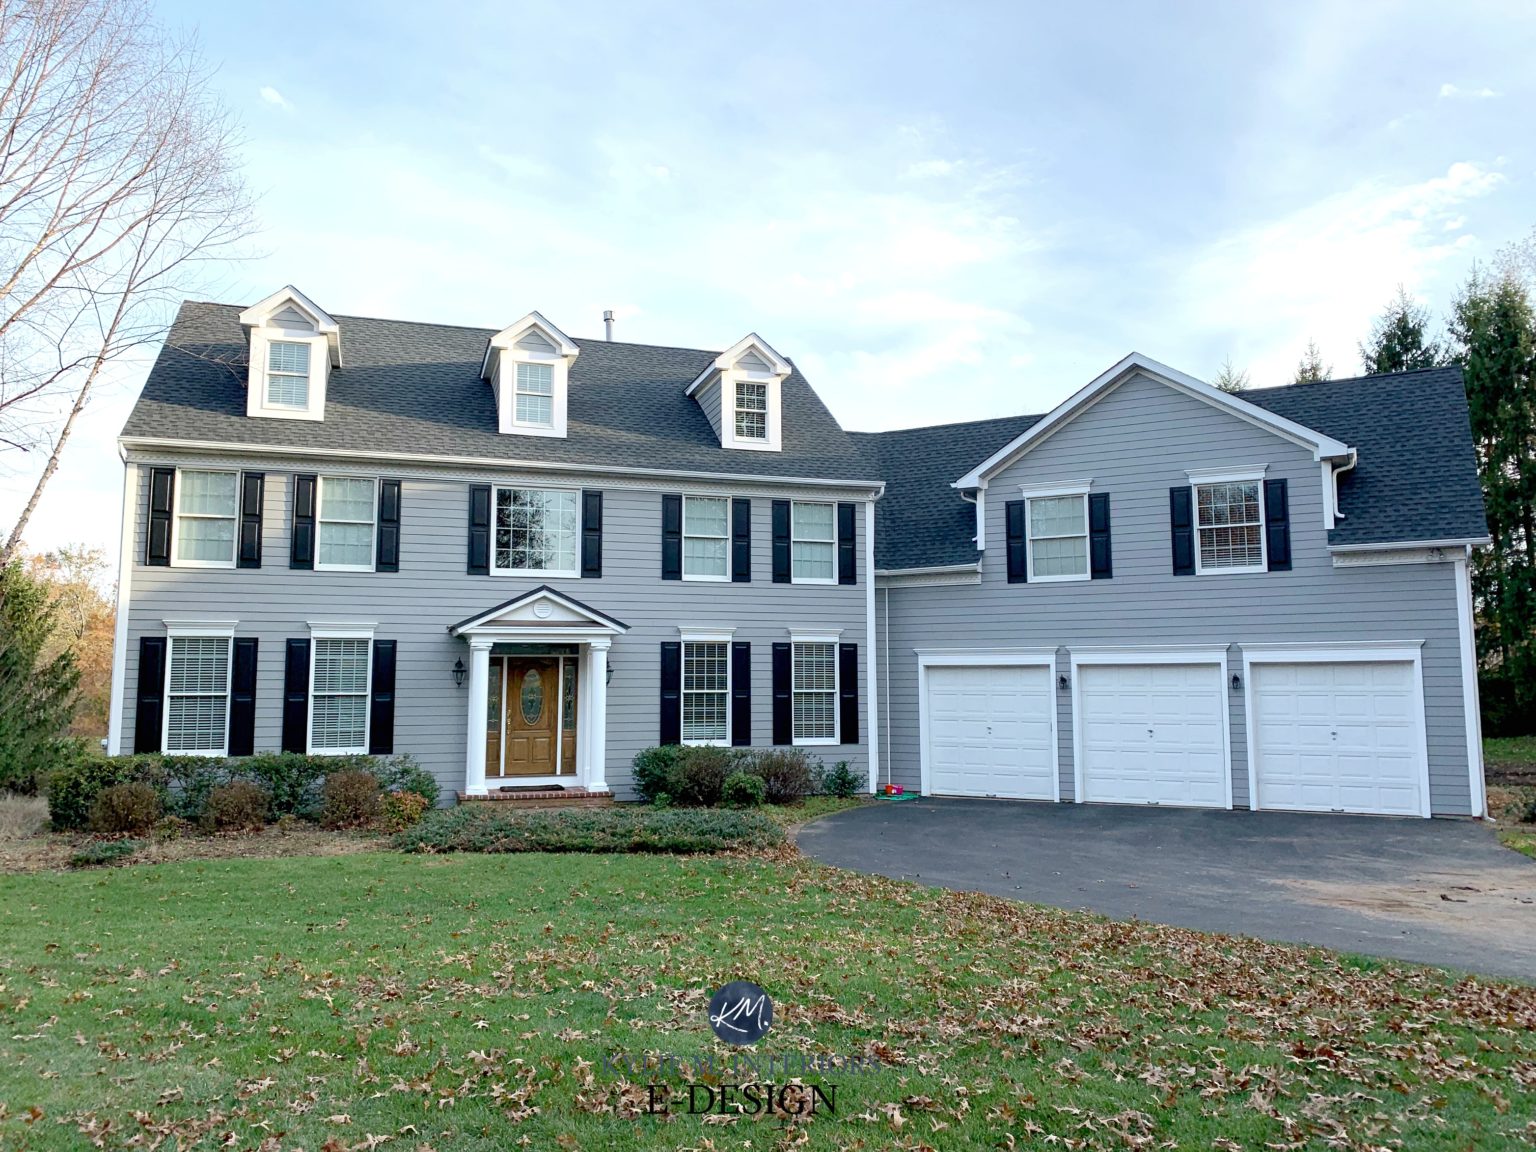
[480,312,579,439]
[686,333,792,452]
[239,286,341,423]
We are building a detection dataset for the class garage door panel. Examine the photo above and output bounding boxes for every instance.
[926,665,1055,801]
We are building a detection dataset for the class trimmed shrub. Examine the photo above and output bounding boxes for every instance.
[673,746,736,807]
[395,805,783,854]
[70,839,140,868]
[244,753,329,820]
[88,783,163,835]
[48,753,139,831]
[722,770,766,808]
[745,748,819,804]
[382,789,430,832]
[632,745,684,804]
[205,781,270,831]
[368,754,439,807]
[321,770,382,829]
[821,760,862,799]
[160,756,229,822]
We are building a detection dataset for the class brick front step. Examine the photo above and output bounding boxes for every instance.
[455,787,614,809]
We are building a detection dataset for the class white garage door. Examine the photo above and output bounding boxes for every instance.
[1077,662,1228,807]
[1250,661,1424,816]
[926,664,1055,799]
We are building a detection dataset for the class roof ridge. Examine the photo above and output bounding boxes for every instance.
[1245,364,1459,396]
[851,411,1044,437]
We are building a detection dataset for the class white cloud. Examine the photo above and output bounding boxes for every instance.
[1439,83,1496,99]
[259,85,292,110]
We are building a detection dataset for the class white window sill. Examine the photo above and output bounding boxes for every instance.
[506,423,563,437]
[793,737,840,747]
[491,568,580,580]
[1194,565,1268,577]
[165,747,228,758]
[682,571,730,583]
[315,562,376,573]
[308,745,369,757]
[682,739,731,748]
[1027,571,1090,584]
[790,576,837,586]
[171,559,237,570]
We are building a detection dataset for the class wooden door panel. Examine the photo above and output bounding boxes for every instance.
[504,658,558,777]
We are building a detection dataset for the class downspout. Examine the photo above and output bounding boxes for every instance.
[1331,449,1358,521]
[882,585,892,789]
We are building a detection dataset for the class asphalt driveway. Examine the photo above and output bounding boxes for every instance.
[796,800,1536,982]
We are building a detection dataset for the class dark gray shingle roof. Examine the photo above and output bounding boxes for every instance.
[122,302,880,484]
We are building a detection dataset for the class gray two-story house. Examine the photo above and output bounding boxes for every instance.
[108,287,1491,818]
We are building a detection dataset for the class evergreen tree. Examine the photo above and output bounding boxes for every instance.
[1450,264,1536,733]
[0,561,81,792]
[1292,339,1331,384]
[1212,357,1250,394]
[1360,286,1445,374]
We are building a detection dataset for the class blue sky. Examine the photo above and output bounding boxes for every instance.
[3,0,1532,560]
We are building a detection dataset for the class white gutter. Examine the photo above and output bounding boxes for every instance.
[1329,536,1492,553]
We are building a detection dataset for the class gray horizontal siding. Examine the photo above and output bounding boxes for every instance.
[119,460,869,800]
[877,372,1473,816]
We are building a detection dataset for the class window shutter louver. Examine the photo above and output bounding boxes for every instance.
[290,474,317,570]
[368,639,396,754]
[1264,478,1291,571]
[1170,487,1195,575]
[467,484,491,575]
[1005,500,1027,583]
[731,497,751,582]
[237,473,264,569]
[133,635,167,752]
[146,467,174,566]
[376,479,401,572]
[581,490,603,578]
[771,500,791,583]
[1088,492,1113,579]
[661,494,682,580]
[659,641,682,744]
[281,638,310,753]
[771,642,792,745]
[228,637,259,756]
[731,641,751,747]
[838,642,859,744]
[837,502,856,585]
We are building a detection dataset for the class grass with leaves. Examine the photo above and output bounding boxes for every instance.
[1,851,1533,1151]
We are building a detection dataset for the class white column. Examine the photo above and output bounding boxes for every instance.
[464,638,493,797]
[587,639,611,793]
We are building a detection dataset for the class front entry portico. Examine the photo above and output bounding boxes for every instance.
[448,586,629,796]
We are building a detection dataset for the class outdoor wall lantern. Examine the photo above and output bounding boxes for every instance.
[1230,672,1243,691]
[607,660,615,686]
[453,658,466,688]
[1057,673,1070,691]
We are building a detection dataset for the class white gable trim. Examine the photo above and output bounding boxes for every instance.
[685,332,792,395]
[479,311,580,379]
[239,285,341,367]
[953,353,1352,490]
[448,585,629,637]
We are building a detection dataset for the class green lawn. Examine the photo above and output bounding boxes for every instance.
[1487,736,1536,769]
[2,852,1534,1150]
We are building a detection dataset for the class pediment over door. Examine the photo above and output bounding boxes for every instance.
[448,586,629,638]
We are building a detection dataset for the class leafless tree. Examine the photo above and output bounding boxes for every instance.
[0,0,252,561]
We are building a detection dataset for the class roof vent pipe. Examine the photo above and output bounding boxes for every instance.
[603,310,614,341]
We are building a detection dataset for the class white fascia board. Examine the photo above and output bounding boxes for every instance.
[686,332,793,395]
[480,310,580,378]
[953,352,1352,489]
[239,285,342,366]
[1329,536,1492,552]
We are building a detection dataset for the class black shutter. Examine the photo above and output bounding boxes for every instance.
[771,500,791,584]
[731,497,751,583]
[290,474,317,570]
[731,641,751,747]
[281,638,310,753]
[1088,492,1113,580]
[228,638,259,756]
[1264,478,1291,571]
[133,635,167,753]
[659,641,681,744]
[838,643,859,745]
[1005,499,1027,583]
[237,473,264,569]
[1170,487,1195,575]
[771,642,792,745]
[376,479,401,573]
[661,494,682,580]
[837,502,857,585]
[467,484,491,575]
[369,639,396,754]
[581,490,603,578]
[146,467,174,566]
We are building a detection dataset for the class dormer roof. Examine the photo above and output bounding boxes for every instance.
[479,311,579,379]
[238,285,342,367]
[685,332,792,395]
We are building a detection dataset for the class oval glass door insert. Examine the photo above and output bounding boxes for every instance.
[519,668,545,725]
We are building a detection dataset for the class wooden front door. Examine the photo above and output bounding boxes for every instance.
[485,655,578,779]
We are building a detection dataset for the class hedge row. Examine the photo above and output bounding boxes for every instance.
[47,750,438,831]
[631,745,862,807]
[394,805,784,855]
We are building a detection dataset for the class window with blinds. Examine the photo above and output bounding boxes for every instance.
[310,637,371,753]
[682,640,729,745]
[792,641,837,743]
[165,636,231,753]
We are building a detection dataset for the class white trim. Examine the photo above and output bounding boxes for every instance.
[306,630,374,756]
[238,285,342,366]
[1240,643,1433,819]
[1069,646,1234,810]
[1332,547,1458,568]
[1185,465,1268,485]
[790,637,840,746]
[789,629,843,644]
[479,310,579,375]
[875,563,982,589]
[169,467,239,569]
[307,620,379,638]
[1329,536,1493,552]
[681,493,731,582]
[450,587,629,637]
[1191,476,1267,577]
[163,618,238,637]
[915,648,1060,802]
[314,475,378,572]
[685,332,793,394]
[248,330,330,422]
[107,460,136,755]
[1454,552,1487,818]
[678,627,736,642]
[488,484,581,579]
[1019,479,1092,499]
[161,633,235,758]
[1023,489,1090,584]
[679,635,732,747]
[864,498,879,795]
[973,484,987,552]
[790,499,837,585]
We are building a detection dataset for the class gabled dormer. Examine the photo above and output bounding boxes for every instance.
[480,312,580,439]
[239,286,341,422]
[685,333,792,452]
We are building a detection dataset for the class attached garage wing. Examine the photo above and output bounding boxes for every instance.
[919,655,1057,800]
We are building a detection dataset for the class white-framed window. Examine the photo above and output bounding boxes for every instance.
[310,635,372,754]
[492,486,579,576]
[1194,479,1266,574]
[792,639,838,744]
[265,340,311,408]
[791,501,835,583]
[681,638,730,745]
[164,635,232,754]
[735,380,767,441]
[317,476,376,570]
[514,362,555,428]
[682,495,730,580]
[1026,492,1089,582]
[173,469,239,567]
